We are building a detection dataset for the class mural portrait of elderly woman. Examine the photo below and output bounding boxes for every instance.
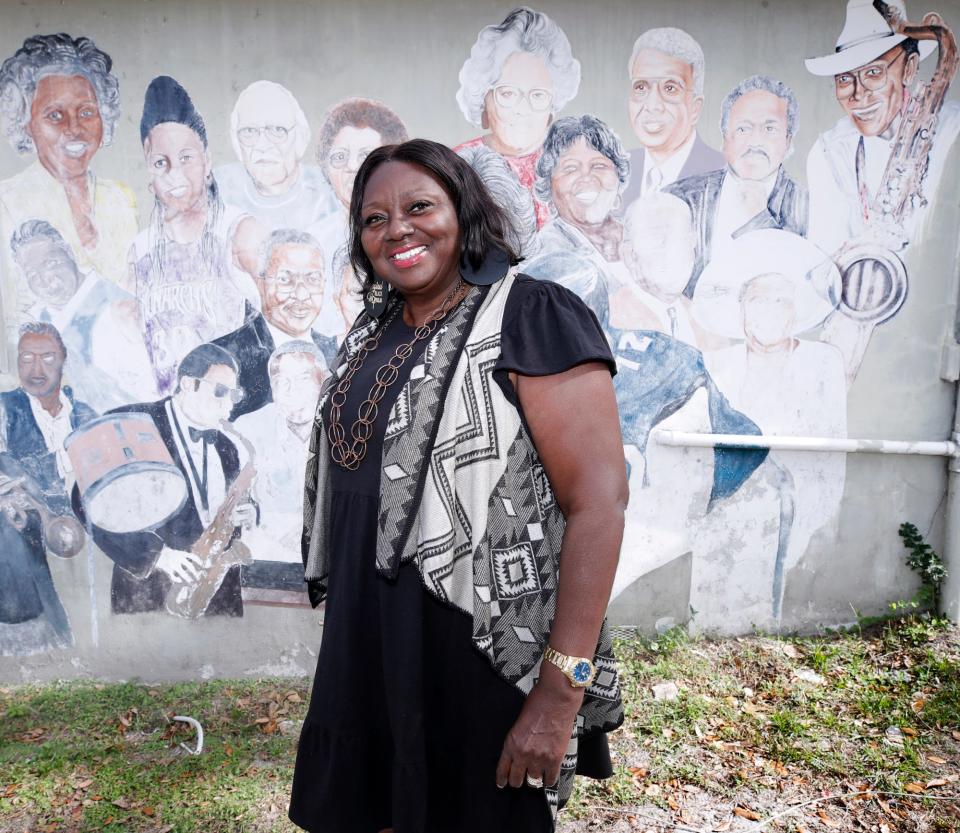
[130,75,265,395]
[0,34,138,330]
[308,97,408,338]
[527,115,631,319]
[455,7,581,228]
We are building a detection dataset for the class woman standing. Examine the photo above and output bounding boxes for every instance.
[290,140,626,832]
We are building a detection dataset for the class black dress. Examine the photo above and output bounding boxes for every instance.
[289,277,616,833]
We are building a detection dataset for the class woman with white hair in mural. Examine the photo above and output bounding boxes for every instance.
[455,7,581,228]
[308,97,409,340]
[525,115,631,323]
[691,229,847,624]
[0,33,138,334]
[130,75,265,395]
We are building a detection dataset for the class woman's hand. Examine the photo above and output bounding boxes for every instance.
[495,664,584,789]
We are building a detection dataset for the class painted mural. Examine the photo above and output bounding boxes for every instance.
[0,0,958,656]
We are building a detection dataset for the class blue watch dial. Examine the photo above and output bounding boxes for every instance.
[572,660,592,683]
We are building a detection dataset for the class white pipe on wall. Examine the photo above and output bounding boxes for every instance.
[654,427,960,623]
[653,430,959,458]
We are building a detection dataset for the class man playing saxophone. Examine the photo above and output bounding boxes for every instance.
[805,0,960,255]
[72,343,257,617]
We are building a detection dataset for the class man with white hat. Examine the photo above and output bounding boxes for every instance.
[805,0,960,253]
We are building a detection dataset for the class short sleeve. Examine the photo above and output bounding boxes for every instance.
[494,275,616,385]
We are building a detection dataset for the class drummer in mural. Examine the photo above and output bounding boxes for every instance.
[455,6,581,228]
[308,97,408,340]
[215,80,338,231]
[130,76,265,395]
[72,342,256,617]
[0,33,138,341]
[692,230,846,622]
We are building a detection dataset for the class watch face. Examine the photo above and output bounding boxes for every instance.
[572,660,593,684]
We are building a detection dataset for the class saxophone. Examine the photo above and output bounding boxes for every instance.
[164,420,256,619]
[837,0,958,323]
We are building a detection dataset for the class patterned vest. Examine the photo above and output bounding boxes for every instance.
[303,270,624,813]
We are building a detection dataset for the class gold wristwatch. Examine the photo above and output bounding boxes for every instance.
[542,646,597,688]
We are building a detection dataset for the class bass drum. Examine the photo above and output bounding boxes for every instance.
[66,412,188,533]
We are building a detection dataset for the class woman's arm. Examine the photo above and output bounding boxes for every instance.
[496,361,628,789]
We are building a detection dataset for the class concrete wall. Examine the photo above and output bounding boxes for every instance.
[1,0,959,681]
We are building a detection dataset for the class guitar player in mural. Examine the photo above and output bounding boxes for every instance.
[71,343,257,617]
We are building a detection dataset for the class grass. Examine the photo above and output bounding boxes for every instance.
[1,617,959,832]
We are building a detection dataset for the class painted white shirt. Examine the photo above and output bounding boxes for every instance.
[27,390,74,483]
[640,131,697,193]
[806,101,960,254]
[712,167,778,254]
[167,398,226,529]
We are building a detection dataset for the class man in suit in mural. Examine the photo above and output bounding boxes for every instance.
[666,75,808,297]
[213,228,335,418]
[0,323,96,654]
[235,340,327,587]
[215,80,338,231]
[11,219,156,411]
[73,343,256,617]
[805,0,960,254]
[619,27,724,209]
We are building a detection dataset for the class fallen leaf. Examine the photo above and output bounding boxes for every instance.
[734,807,761,821]
[817,809,840,828]
[926,778,948,788]
[952,730,960,741]
[142,806,155,816]
[112,797,132,809]
[713,821,731,832]
[903,782,925,793]
[927,755,948,764]
[901,726,918,737]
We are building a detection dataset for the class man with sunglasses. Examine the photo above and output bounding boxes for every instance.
[805,0,960,253]
[213,228,337,418]
[216,80,337,230]
[75,343,256,617]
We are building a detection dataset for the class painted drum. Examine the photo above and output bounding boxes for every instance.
[65,413,188,533]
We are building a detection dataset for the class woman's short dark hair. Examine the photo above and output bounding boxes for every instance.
[348,139,520,295]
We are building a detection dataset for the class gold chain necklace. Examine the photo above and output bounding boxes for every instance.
[328,278,467,470]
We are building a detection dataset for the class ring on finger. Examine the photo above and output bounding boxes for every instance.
[525,774,544,789]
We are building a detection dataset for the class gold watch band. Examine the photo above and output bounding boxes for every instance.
[543,646,596,688]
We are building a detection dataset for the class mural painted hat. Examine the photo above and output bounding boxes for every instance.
[690,230,840,340]
[139,75,208,146]
[806,0,936,76]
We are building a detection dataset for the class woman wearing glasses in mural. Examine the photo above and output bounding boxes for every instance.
[130,75,265,395]
[0,34,138,340]
[291,140,626,832]
[308,97,409,340]
[455,7,581,229]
